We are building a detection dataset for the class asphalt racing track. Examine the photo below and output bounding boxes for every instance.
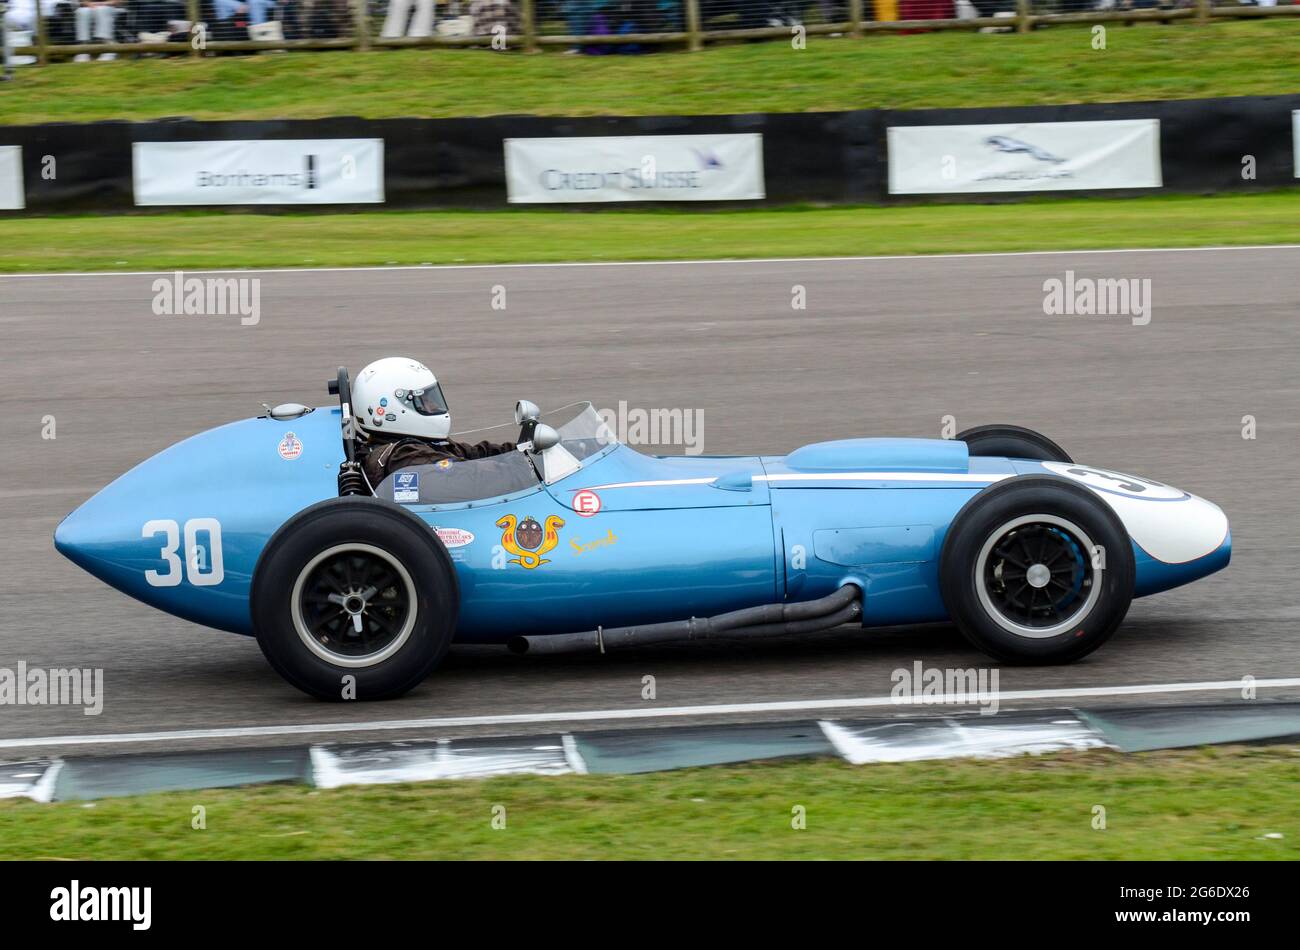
[2,246,1298,757]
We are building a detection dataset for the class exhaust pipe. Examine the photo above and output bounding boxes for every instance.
[508,584,862,656]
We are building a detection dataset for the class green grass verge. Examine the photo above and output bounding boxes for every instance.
[1,746,1297,859]
[1,21,1297,125]
[3,191,1297,273]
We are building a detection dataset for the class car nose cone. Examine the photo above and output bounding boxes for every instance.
[54,488,125,583]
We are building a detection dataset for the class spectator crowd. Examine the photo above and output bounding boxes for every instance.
[2,0,1275,61]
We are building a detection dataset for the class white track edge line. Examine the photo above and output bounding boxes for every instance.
[1,678,1297,751]
[3,244,1298,279]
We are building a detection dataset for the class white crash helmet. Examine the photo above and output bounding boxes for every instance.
[353,357,451,440]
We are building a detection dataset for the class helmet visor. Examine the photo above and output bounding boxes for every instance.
[404,382,448,417]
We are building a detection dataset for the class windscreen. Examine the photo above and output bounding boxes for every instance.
[452,402,618,464]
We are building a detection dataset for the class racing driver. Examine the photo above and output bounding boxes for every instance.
[353,356,516,485]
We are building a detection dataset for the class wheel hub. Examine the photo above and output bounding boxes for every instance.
[1025,563,1052,589]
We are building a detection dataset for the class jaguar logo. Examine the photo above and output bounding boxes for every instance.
[496,514,565,569]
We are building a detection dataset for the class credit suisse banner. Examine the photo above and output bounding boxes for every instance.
[0,146,24,210]
[504,133,765,203]
[133,139,384,206]
[887,119,1161,195]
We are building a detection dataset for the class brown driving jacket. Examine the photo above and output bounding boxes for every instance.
[359,436,517,487]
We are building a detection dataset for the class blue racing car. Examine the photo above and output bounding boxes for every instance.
[55,368,1231,700]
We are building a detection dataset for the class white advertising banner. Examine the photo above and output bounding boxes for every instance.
[504,133,765,203]
[133,139,384,206]
[1293,110,1299,178]
[887,120,1162,195]
[0,146,24,210]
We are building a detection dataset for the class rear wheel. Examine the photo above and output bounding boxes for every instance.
[251,497,458,700]
[939,476,1133,664]
[956,424,1072,463]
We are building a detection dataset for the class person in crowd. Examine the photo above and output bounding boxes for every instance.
[3,0,62,31]
[281,0,347,38]
[73,0,125,59]
[469,0,521,37]
[214,0,273,24]
[133,0,188,34]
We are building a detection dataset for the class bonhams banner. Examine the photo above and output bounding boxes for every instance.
[133,139,384,206]
[0,146,23,210]
[504,133,765,203]
[887,120,1162,194]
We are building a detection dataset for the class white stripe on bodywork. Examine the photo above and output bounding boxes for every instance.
[583,477,720,489]
[758,472,1010,484]
[585,472,1007,490]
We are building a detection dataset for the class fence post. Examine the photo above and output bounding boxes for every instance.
[1016,0,1031,33]
[521,0,537,53]
[188,0,201,58]
[1196,0,1209,23]
[849,0,862,37]
[34,0,47,66]
[354,0,371,50]
[685,0,702,51]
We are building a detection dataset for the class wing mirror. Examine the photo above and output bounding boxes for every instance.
[514,400,540,425]
[531,423,580,483]
[532,423,560,452]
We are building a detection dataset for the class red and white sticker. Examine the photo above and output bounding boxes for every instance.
[434,527,475,548]
[573,489,602,517]
[278,432,303,461]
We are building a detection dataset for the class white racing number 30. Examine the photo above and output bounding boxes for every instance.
[143,518,225,587]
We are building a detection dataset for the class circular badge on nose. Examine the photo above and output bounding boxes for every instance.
[278,432,303,461]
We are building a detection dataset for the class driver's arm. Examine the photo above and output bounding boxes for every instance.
[444,438,517,461]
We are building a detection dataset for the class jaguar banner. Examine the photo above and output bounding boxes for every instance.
[504,133,765,203]
[133,139,385,206]
[887,119,1162,195]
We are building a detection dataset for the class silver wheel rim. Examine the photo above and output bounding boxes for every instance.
[290,543,418,668]
[973,514,1102,639]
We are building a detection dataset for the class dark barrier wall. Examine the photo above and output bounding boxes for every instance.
[1,94,1296,214]
[3,111,879,213]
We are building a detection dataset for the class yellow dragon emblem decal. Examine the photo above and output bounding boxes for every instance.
[496,513,566,569]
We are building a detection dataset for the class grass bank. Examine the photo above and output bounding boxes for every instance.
[2,191,1296,273]
[0,21,1296,125]
[1,746,1296,859]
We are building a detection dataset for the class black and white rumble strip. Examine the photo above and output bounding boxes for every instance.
[3,702,1299,803]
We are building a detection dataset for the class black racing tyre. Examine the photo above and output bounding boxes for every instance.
[251,497,459,701]
[956,424,1073,463]
[939,476,1134,664]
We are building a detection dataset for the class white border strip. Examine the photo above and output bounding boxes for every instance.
[27,760,63,803]
[758,472,1008,484]
[1,244,1297,279]
[561,733,589,775]
[0,678,1296,751]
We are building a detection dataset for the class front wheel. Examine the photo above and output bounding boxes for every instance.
[939,476,1134,664]
[251,497,459,700]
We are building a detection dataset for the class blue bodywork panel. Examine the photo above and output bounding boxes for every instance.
[55,408,1231,643]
